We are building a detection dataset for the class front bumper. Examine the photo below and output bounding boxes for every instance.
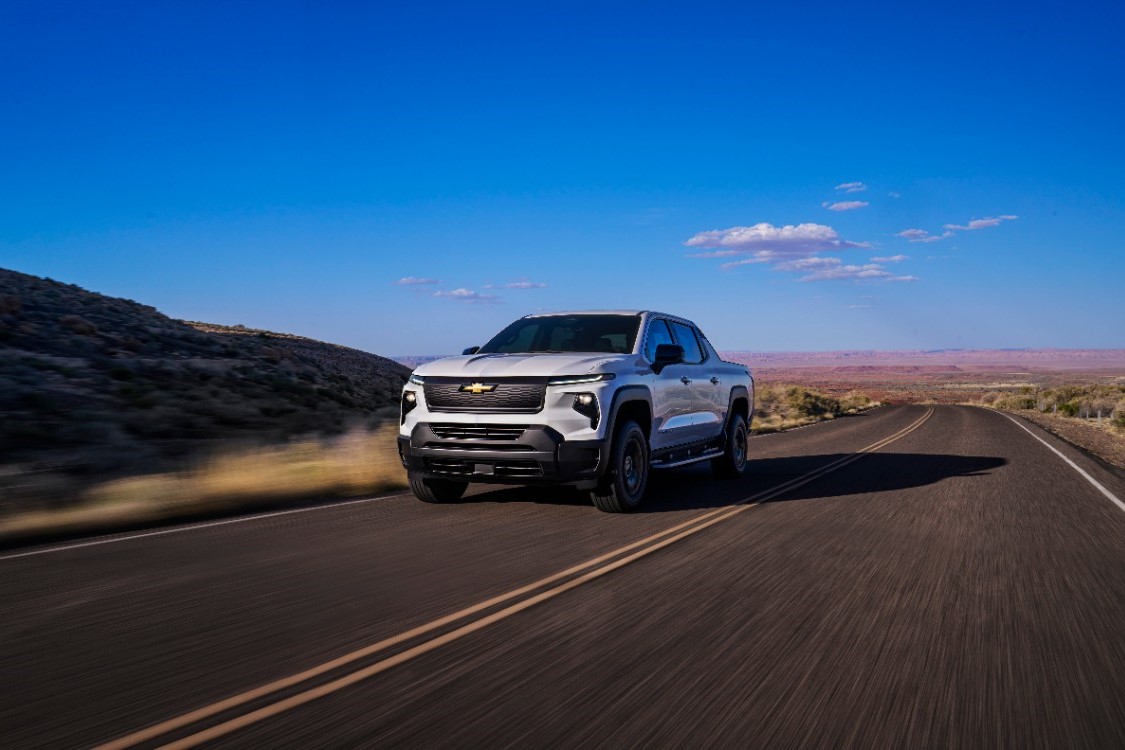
[398,423,608,488]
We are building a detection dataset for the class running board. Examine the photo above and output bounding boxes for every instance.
[651,448,723,470]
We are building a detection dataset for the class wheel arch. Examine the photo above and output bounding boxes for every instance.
[728,385,751,427]
[606,385,653,442]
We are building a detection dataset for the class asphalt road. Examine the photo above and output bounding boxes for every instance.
[3,405,1125,749]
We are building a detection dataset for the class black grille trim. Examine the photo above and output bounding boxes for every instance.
[424,458,545,478]
[422,442,534,452]
[429,424,530,441]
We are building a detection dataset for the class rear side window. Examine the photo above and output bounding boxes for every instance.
[670,321,705,364]
[644,319,675,361]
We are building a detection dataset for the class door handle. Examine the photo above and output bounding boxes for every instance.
[680,376,692,385]
[710,377,720,385]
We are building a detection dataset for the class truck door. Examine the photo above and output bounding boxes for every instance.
[668,320,724,441]
[679,323,724,440]
[644,319,696,451]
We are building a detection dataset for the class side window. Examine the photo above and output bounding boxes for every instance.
[694,327,717,359]
[644,319,675,361]
[670,321,704,364]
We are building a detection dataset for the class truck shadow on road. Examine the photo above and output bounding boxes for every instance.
[471,453,1007,512]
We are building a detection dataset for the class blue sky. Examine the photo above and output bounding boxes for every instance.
[2,1,1122,354]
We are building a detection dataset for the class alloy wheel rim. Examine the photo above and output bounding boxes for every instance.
[622,436,643,493]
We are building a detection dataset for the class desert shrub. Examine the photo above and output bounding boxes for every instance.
[984,384,1125,425]
[839,392,874,413]
[1113,399,1125,432]
[59,314,97,335]
[752,384,877,432]
[109,365,135,380]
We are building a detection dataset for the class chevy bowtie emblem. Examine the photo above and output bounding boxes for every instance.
[460,382,496,394]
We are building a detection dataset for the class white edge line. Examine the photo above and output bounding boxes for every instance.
[1002,413,1125,515]
[0,492,412,562]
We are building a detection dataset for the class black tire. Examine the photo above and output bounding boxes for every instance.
[711,413,748,479]
[409,472,468,504]
[590,420,649,513]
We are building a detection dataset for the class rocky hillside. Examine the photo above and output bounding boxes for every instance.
[0,268,409,482]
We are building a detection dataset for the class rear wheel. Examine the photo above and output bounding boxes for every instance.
[409,472,468,503]
[711,413,748,479]
[590,420,649,513]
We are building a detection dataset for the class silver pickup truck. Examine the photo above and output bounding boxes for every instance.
[398,310,754,512]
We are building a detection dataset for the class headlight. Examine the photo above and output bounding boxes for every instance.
[572,392,599,428]
[547,373,615,386]
[409,374,425,385]
[401,390,419,423]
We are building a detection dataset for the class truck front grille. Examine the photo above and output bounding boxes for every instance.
[424,379,546,412]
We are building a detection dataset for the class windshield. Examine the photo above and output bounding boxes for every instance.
[478,314,641,354]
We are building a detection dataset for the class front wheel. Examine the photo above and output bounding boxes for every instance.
[409,472,468,503]
[590,420,649,513]
[711,413,748,479]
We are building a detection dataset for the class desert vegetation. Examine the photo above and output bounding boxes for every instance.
[975,384,1125,431]
[752,384,878,433]
[0,270,407,475]
[1,425,405,540]
[0,268,410,537]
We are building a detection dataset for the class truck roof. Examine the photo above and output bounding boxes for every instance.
[523,310,685,321]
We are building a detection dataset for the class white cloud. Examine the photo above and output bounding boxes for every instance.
[896,228,947,243]
[484,280,548,289]
[847,304,871,309]
[433,288,499,304]
[943,215,1018,231]
[872,254,908,263]
[823,200,869,212]
[796,262,916,283]
[394,276,440,286]
[719,254,916,283]
[773,256,846,271]
[685,249,742,259]
[835,181,867,193]
[685,222,867,262]
[689,222,900,282]
[888,191,901,199]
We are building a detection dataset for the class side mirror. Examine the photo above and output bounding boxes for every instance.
[652,343,684,373]
[462,346,480,355]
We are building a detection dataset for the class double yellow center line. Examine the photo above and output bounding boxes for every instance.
[98,407,933,749]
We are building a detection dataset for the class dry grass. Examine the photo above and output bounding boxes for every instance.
[752,384,879,433]
[0,425,406,542]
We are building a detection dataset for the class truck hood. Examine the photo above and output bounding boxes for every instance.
[413,353,632,379]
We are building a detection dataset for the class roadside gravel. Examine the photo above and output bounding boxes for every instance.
[1000,408,1125,470]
